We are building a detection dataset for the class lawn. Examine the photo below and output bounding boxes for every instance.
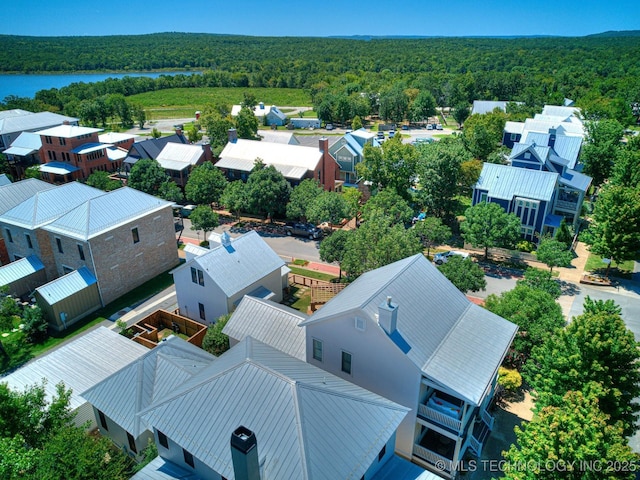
[288,265,337,282]
[584,253,635,278]
[128,87,312,120]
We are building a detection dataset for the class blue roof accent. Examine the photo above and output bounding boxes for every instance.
[544,214,563,228]
[36,267,97,305]
[560,169,592,192]
[345,134,364,156]
[475,163,558,202]
[0,255,44,286]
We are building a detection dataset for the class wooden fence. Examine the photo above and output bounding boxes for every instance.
[131,309,207,349]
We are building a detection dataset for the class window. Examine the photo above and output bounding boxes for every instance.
[378,444,386,461]
[183,449,195,468]
[355,317,365,331]
[480,192,488,203]
[191,267,205,286]
[197,269,204,286]
[25,234,32,249]
[312,339,323,362]
[510,133,517,141]
[45,136,52,144]
[59,137,66,145]
[157,430,169,449]
[56,237,63,253]
[97,410,108,431]
[5,229,12,243]
[132,227,140,244]
[341,351,352,375]
[198,302,206,321]
[524,152,531,159]
[78,244,85,260]
[127,432,137,454]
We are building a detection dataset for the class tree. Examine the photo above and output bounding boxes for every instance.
[307,190,349,227]
[85,171,121,191]
[501,388,636,480]
[189,205,219,240]
[220,180,246,218]
[582,185,640,277]
[342,187,361,220]
[201,313,231,356]
[240,92,258,110]
[184,162,227,206]
[581,119,624,187]
[22,306,48,345]
[157,180,184,203]
[611,147,640,188]
[127,159,168,195]
[516,267,561,299]
[583,295,622,316]
[131,104,146,129]
[235,106,259,140]
[186,123,202,144]
[150,127,162,139]
[452,102,470,128]
[525,311,640,436]
[460,202,521,259]
[413,216,451,256]
[286,179,324,220]
[24,165,41,180]
[437,256,486,294]
[357,138,418,198]
[244,161,291,219]
[461,110,507,160]
[555,219,573,247]
[378,84,409,123]
[536,237,573,272]
[459,158,483,195]
[409,90,436,123]
[485,285,564,365]
[351,115,363,131]
[361,189,413,225]
[319,229,352,280]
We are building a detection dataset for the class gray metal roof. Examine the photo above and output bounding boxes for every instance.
[5,131,42,155]
[128,134,188,161]
[560,169,592,192]
[471,100,509,115]
[36,266,97,305]
[0,182,104,229]
[0,255,44,286]
[223,296,307,360]
[81,336,215,438]
[0,174,10,187]
[541,104,581,120]
[130,456,195,480]
[301,254,518,405]
[70,142,109,155]
[43,187,172,241]
[172,231,284,298]
[1,326,147,411]
[140,337,408,480]
[0,111,78,135]
[475,162,558,202]
[371,455,440,480]
[39,162,80,174]
[37,124,101,138]
[0,178,53,215]
[294,134,340,149]
[521,131,582,170]
[156,143,203,170]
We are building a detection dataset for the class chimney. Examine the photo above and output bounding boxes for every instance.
[228,128,238,144]
[231,426,260,480]
[174,124,183,136]
[548,127,557,148]
[259,102,264,110]
[378,296,398,335]
[202,142,212,162]
[63,120,70,125]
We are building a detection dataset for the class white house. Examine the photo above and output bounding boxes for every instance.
[171,231,286,323]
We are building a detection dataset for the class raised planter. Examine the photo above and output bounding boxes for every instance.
[580,274,613,286]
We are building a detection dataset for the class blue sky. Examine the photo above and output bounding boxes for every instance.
[4,0,640,37]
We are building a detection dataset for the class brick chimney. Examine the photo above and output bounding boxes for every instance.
[319,137,337,192]
[231,426,261,480]
[202,142,212,162]
[228,128,238,144]
[174,124,183,136]
[378,296,398,335]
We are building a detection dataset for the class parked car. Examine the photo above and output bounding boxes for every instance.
[180,205,197,218]
[325,123,334,130]
[433,250,469,265]
[401,124,409,130]
[377,131,385,138]
[388,130,396,138]
[436,124,443,130]
[426,124,434,130]
[284,222,322,240]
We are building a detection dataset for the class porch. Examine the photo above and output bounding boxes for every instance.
[417,390,465,433]
[413,428,456,475]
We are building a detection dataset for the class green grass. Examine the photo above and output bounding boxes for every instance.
[128,87,312,120]
[584,253,635,278]
[288,265,337,282]
[291,289,311,313]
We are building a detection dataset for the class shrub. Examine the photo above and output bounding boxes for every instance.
[515,240,535,253]
[498,367,523,392]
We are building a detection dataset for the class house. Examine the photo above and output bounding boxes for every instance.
[123,129,188,172]
[1,326,147,429]
[265,105,288,127]
[216,131,340,191]
[298,254,517,478]
[329,128,380,184]
[126,336,416,480]
[290,117,321,129]
[155,142,212,188]
[0,109,78,153]
[171,231,286,323]
[257,130,300,144]
[472,163,561,240]
[0,255,46,298]
[231,101,269,118]
[3,131,42,179]
[502,105,584,149]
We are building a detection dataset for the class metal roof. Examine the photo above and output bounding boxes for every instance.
[301,254,518,405]
[98,132,136,143]
[223,296,307,360]
[0,178,53,215]
[0,255,44,286]
[35,266,97,305]
[345,133,365,156]
[1,326,147,411]
[129,456,195,480]
[471,100,509,115]
[43,187,172,241]
[475,162,558,202]
[504,121,525,134]
[267,106,287,120]
[71,142,109,154]
[140,337,409,480]
[217,139,322,180]
[81,336,215,437]
[349,128,376,143]
[172,231,284,298]
[39,162,80,174]
[0,111,78,135]
[371,454,440,480]
[37,124,102,138]
[294,135,340,149]
[0,109,31,120]
[231,104,268,117]
[156,143,203,170]
[522,131,582,170]
[0,182,104,229]
[560,169,592,192]
[0,174,10,187]
[5,131,42,155]
[106,146,128,161]
[258,130,298,144]
[127,134,188,161]
[541,104,581,120]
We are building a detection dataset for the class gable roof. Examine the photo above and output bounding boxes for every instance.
[0,255,44,286]
[0,182,104,229]
[156,143,204,171]
[126,134,188,163]
[541,104,581,120]
[294,135,340,149]
[140,337,409,480]
[172,231,284,298]
[475,162,558,202]
[43,187,171,241]
[267,105,287,121]
[98,132,136,144]
[4,131,42,156]
[300,254,517,405]
[81,336,215,437]
[216,139,322,180]
[471,100,509,115]
[0,111,78,135]
[0,178,53,215]
[560,169,592,192]
[223,296,307,360]
[35,267,97,305]
[2,326,147,411]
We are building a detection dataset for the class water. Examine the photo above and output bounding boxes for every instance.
[0,71,200,100]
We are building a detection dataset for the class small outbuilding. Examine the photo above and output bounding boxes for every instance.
[0,255,47,298]
[290,117,321,129]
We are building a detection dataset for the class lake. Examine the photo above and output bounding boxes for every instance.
[0,71,200,100]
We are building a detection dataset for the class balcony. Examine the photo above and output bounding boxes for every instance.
[413,429,455,474]
[555,199,579,211]
[417,392,464,432]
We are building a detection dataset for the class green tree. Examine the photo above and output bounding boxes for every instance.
[413,216,451,256]
[437,256,486,294]
[358,138,418,198]
[378,84,409,123]
[189,206,219,239]
[201,112,234,154]
[22,306,48,345]
[460,202,521,259]
[235,106,259,140]
[240,92,258,110]
[307,190,349,227]
[361,189,413,225]
[150,127,162,139]
[131,104,146,129]
[286,179,324,220]
[157,180,184,203]
[583,295,622,316]
[319,229,352,280]
[501,388,636,480]
[461,110,506,160]
[85,171,121,191]
[128,159,168,195]
[201,313,231,356]
[516,267,561,299]
[184,162,227,206]
[351,115,363,131]
[342,187,361,219]
[220,180,246,218]
[611,147,640,188]
[459,158,483,195]
[581,119,625,187]
[582,185,640,277]
[24,166,41,180]
[452,102,470,128]
[245,161,291,219]
[485,285,564,365]
[536,237,573,272]
[186,123,203,143]
[555,219,573,247]
[409,90,437,123]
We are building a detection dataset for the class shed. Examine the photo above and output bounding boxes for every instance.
[0,255,47,298]
[290,117,321,129]
[34,267,101,332]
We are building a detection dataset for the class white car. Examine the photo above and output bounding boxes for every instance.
[433,250,469,265]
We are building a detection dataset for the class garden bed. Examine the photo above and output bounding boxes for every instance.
[580,274,613,286]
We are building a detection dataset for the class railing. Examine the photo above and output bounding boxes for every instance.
[469,435,481,455]
[555,199,579,211]
[481,409,495,430]
[413,444,453,472]
[418,403,462,432]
